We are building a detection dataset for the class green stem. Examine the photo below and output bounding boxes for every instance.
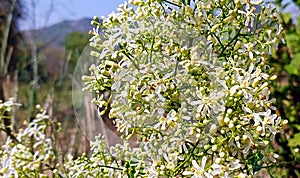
[95,164,123,171]
[174,58,179,77]
[119,45,140,70]
[220,28,242,56]
[149,37,154,63]
[173,140,199,174]
[163,0,182,8]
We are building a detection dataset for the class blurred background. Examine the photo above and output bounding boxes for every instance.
[0,0,300,176]
[0,0,127,159]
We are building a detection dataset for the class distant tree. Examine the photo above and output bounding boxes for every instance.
[65,31,90,73]
[44,47,64,82]
[0,0,24,138]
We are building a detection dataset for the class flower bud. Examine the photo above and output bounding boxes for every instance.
[224,14,234,23]
[215,157,222,164]
[282,119,288,125]
[101,69,110,77]
[229,121,235,130]
[90,20,100,26]
[105,60,119,68]
[212,145,218,152]
[167,119,176,128]
[218,116,225,126]
[270,75,277,80]
[219,152,225,158]
[82,75,93,81]
[259,82,268,90]
[210,124,218,133]
[251,0,263,5]
[211,138,216,144]
[211,24,220,33]
[224,117,230,125]
[93,16,100,22]
[90,51,100,58]
[208,35,217,44]
[227,108,233,115]
[234,41,242,51]
[252,77,261,88]
[256,126,263,135]
[242,134,248,141]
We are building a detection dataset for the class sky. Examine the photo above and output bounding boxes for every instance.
[20,0,127,30]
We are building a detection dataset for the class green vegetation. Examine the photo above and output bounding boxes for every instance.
[65,32,91,73]
[268,0,300,176]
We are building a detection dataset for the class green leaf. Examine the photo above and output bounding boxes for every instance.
[286,33,300,47]
[289,116,296,122]
[282,2,291,10]
[294,124,300,131]
[297,17,300,35]
[284,65,298,75]
[292,53,300,66]
[282,13,291,24]
[275,0,283,6]
[284,53,300,75]
[288,133,300,147]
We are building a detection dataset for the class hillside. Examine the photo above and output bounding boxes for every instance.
[24,18,93,48]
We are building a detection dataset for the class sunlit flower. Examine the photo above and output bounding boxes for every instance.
[183,157,212,178]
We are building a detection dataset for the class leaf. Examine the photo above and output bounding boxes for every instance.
[284,65,298,75]
[282,2,291,10]
[288,133,300,147]
[297,17,300,35]
[292,53,300,66]
[282,13,291,24]
[294,124,300,131]
[284,53,300,75]
[275,0,283,6]
[286,33,300,48]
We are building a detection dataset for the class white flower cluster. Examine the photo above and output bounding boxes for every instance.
[80,0,287,177]
[66,135,148,177]
[0,106,59,177]
[0,100,14,112]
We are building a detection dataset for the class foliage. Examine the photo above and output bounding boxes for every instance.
[65,32,91,73]
[268,0,300,176]
[65,32,91,52]
[80,0,286,177]
[0,101,62,177]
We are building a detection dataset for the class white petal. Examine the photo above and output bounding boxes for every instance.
[182,171,194,175]
[230,85,239,95]
[250,0,264,5]
[201,156,207,170]
[192,160,201,170]
[191,100,200,105]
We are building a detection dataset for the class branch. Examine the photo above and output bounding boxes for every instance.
[163,0,182,8]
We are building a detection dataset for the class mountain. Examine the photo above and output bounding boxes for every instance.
[20,18,96,82]
[24,18,93,48]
